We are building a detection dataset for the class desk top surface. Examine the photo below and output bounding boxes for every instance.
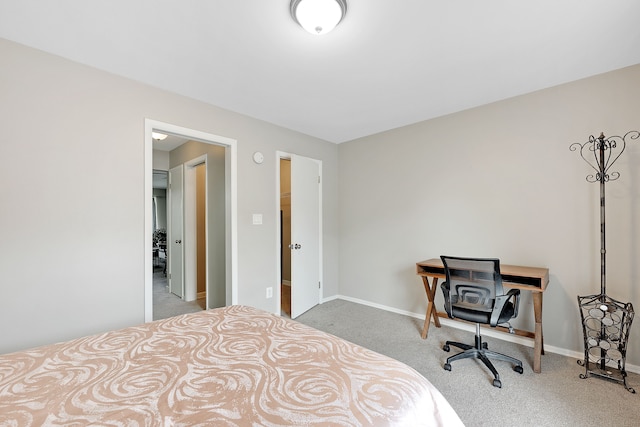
[416,258,549,291]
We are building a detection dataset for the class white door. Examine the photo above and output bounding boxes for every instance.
[290,154,321,318]
[168,164,184,298]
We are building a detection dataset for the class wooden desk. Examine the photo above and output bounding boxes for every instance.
[416,258,549,373]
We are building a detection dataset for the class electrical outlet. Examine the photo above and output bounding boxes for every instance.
[266,287,273,298]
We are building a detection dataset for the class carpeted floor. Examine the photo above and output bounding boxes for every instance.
[153,268,205,320]
[296,299,640,427]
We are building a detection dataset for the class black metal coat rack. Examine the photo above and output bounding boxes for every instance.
[570,131,638,393]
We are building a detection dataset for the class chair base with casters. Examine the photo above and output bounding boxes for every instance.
[443,323,523,388]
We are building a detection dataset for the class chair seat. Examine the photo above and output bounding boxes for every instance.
[445,301,516,325]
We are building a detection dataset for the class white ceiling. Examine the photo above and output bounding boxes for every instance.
[153,134,190,152]
[2,0,640,143]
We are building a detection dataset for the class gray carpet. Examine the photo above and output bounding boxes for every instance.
[153,269,205,320]
[296,299,640,427]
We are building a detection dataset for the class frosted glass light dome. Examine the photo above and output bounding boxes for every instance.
[290,0,347,35]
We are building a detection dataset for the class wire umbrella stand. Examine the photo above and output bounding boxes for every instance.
[570,131,639,393]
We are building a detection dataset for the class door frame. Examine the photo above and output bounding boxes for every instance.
[144,119,238,322]
[168,164,184,298]
[275,151,323,316]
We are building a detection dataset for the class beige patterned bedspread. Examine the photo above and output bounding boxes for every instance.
[0,305,463,426]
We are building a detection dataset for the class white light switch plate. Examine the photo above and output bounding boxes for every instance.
[252,214,263,225]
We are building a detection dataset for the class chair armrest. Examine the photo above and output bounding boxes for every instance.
[440,281,452,316]
[490,289,521,327]
[507,288,521,319]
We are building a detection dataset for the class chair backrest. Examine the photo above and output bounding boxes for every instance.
[441,256,503,313]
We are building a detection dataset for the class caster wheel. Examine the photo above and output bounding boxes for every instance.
[444,363,451,371]
[514,365,523,374]
[492,379,502,388]
[443,344,450,352]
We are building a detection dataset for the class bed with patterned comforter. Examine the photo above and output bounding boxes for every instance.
[0,305,463,426]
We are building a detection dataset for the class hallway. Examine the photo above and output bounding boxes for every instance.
[153,265,205,321]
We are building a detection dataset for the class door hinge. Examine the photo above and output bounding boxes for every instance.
[168,273,171,279]
[318,281,321,289]
[318,176,321,184]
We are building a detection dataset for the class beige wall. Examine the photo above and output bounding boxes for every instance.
[0,38,339,353]
[338,63,640,366]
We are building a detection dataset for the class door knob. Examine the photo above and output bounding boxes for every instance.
[288,243,302,250]
[175,239,182,244]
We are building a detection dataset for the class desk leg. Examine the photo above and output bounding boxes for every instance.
[421,276,441,339]
[532,292,544,373]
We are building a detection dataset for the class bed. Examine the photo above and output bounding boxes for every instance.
[0,305,463,426]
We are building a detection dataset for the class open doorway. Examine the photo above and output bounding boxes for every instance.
[280,158,292,317]
[152,156,208,320]
[151,168,198,319]
[145,119,238,323]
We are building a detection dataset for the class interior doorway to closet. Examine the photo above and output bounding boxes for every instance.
[280,158,292,317]
[277,153,322,319]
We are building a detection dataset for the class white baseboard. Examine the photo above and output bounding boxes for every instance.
[324,295,640,375]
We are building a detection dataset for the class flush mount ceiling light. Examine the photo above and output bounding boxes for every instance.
[290,0,347,35]
[151,132,168,141]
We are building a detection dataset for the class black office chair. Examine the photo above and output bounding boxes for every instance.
[440,255,523,388]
